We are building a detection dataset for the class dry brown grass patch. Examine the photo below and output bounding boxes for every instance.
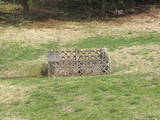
[110,44,160,74]
[1,117,27,120]
[0,83,31,104]
[1,5,160,47]
[62,106,75,113]
[0,24,93,45]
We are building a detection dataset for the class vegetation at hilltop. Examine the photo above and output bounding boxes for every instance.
[2,0,160,16]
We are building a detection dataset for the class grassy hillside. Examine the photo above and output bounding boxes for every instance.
[66,32,160,50]
[0,73,160,120]
[0,32,159,78]
[0,32,160,120]
[0,3,160,120]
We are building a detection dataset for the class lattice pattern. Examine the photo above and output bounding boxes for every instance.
[47,48,109,76]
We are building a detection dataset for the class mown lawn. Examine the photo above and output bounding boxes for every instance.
[0,32,160,120]
[0,73,160,120]
[66,32,160,50]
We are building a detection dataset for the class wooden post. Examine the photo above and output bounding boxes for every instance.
[48,62,52,77]
[102,48,109,73]
[47,51,59,77]
[101,0,106,16]
[21,0,29,15]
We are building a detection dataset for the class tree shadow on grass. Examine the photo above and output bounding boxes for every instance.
[0,4,160,28]
[0,75,39,80]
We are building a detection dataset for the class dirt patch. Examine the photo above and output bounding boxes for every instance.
[28,18,64,28]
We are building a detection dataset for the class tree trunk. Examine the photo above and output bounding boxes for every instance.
[101,0,106,16]
[21,0,29,15]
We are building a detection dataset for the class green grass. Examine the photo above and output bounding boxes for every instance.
[0,32,160,120]
[0,33,158,67]
[0,41,59,77]
[0,2,21,11]
[0,41,59,68]
[0,3,160,119]
[0,73,159,120]
[66,33,160,50]
[131,48,152,55]
[0,42,42,64]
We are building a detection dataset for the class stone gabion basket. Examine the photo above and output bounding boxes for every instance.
[47,48,109,76]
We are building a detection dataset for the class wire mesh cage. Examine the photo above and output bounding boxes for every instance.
[47,48,109,76]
